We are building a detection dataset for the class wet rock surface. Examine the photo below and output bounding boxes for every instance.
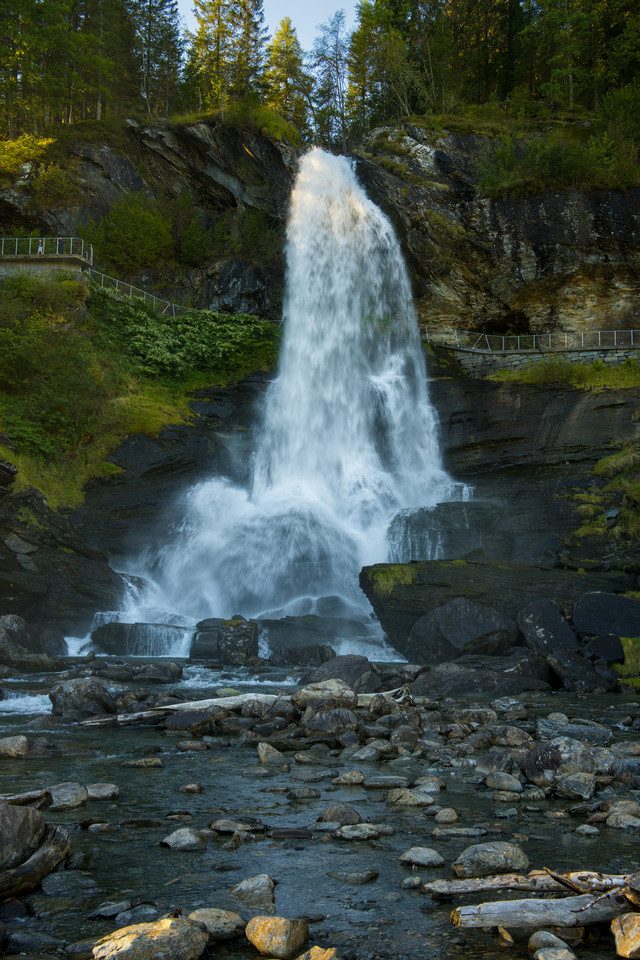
[2,658,640,960]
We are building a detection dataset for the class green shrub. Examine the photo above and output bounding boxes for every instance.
[179,216,215,266]
[211,207,281,262]
[0,134,55,179]
[84,194,173,271]
[28,161,81,209]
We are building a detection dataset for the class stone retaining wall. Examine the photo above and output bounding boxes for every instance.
[448,346,640,377]
[0,256,88,278]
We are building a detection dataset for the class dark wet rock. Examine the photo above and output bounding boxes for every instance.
[517,599,578,655]
[452,841,528,877]
[41,869,98,895]
[49,678,117,720]
[48,782,89,810]
[187,908,245,941]
[218,617,259,665]
[163,706,229,734]
[581,634,625,663]
[524,737,596,787]
[304,708,359,738]
[136,662,183,684]
[270,643,336,667]
[231,873,276,912]
[190,619,222,659]
[327,868,379,884]
[0,614,63,672]
[91,622,192,658]
[573,592,640,638]
[546,649,618,692]
[302,654,381,693]
[0,459,17,488]
[360,560,635,652]
[410,656,549,698]
[406,597,518,665]
[336,823,380,841]
[5,929,66,954]
[536,716,613,745]
[0,802,45,871]
[319,803,361,826]
[0,488,126,636]
[611,757,640,786]
[115,904,160,926]
[555,772,596,800]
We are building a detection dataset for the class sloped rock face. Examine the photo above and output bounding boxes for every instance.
[359,559,635,653]
[355,128,640,335]
[0,488,126,637]
[0,119,297,320]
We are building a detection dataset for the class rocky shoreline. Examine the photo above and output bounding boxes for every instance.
[1,623,640,960]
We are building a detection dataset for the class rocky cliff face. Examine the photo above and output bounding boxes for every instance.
[355,127,640,337]
[0,119,298,320]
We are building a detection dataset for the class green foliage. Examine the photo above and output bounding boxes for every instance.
[490,357,640,389]
[179,216,215,266]
[601,81,640,146]
[0,135,55,180]
[211,207,282,261]
[477,131,640,198]
[28,161,82,209]
[0,273,279,508]
[84,194,173,272]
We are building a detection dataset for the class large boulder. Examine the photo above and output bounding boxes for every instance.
[452,841,529,878]
[523,737,595,787]
[406,597,518,664]
[0,615,62,671]
[573,592,640,639]
[302,654,381,693]
[359,560,635,654]
[517,599,578,655]
[245,916,308,960]
[92,918,209,960]
[410,653,550,698]
[0,802,45,871]
[218,618,259,665]
[546,649,618,692]
[49,678,118,720]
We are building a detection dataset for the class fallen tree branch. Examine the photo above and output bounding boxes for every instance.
[0,825,71,899]
[422,871,628,899]
[451,890,629,929]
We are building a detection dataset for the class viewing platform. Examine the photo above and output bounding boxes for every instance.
[0,237,93,278]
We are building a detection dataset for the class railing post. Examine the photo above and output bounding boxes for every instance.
[599,331,601,347]
[502,335,505,351]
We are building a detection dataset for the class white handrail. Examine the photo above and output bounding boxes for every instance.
[0,236,93,265]
[421,325,640,354]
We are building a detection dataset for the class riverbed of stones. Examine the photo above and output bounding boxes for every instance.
[1,648,640,960]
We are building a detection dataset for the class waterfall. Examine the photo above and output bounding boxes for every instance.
[115,149,464,643]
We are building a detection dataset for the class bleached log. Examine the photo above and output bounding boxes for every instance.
[423,871,628,899]
[80,709,165,727]
[162,693,284,712]
[452,890,629,929]
[0,825,71,899]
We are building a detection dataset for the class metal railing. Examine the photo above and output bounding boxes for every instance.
[0,236,93,264]
[422,326,640,353]
[87,268,188,317]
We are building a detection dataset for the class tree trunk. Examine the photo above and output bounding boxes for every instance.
[452,891,629,929]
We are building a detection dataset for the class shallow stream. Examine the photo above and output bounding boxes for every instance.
[2,666,639,960]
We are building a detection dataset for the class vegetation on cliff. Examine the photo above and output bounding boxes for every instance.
[0,274,278,509]
[489,358,640,390]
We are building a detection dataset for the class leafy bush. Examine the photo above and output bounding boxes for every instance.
[28,161,81,209]
[179,216,215,266]
[0,134,55,180]
[84,194,173,271]
[477,131,640,197]
[490,357,640,389]
[601,80,640,147]
[211,207,282,262]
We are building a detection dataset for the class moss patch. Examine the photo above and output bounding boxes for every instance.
[369,564,417,596]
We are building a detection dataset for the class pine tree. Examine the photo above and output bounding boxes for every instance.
[190,0,234,110]
[229,0,268,97]
[131,0,183,115]
[312,9,350,147]
[265,17,311,130]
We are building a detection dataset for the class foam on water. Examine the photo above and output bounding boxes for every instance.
[0,692,52,715]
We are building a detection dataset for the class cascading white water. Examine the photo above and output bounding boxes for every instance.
[123,149,463,638]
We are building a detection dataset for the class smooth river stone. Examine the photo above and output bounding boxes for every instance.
[336,823,380,841]
[187,908,245,941]
[245,916,309,960]
[87,783,120,801]
[92,918,208,960]
[399,847,445,868]
[452,841,529,878]
[363,775,409,789]
[48,781,88,810]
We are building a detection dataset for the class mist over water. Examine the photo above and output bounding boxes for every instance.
[123,149,463,637]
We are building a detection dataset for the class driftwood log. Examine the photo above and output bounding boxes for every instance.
[452,890,630,929]
[0,825,71,899]
[423,871,628,899]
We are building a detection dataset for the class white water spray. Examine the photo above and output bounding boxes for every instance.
[125,149,462,634]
